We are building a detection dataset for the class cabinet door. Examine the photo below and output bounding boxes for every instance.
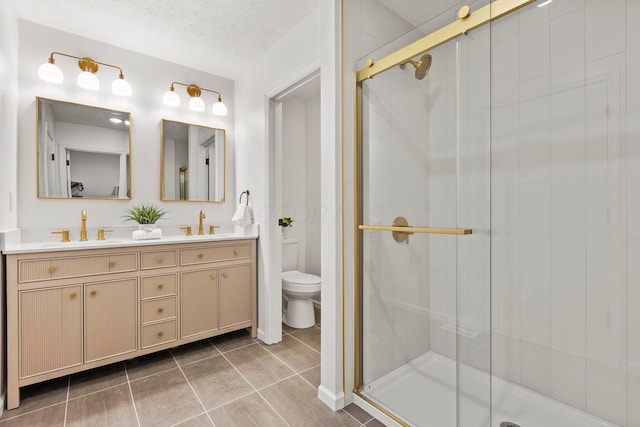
[219,264,252,329]
[181,269,218,338]
[19,286,83,378]
[85,278,137,362]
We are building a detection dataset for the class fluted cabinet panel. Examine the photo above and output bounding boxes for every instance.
[219,265,252,329]
[181,269,219,338]
[19,286,83,378]
[85,279,137,363]
[18,253,137,283]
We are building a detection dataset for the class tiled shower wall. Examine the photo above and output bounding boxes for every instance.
[491,1,640,425]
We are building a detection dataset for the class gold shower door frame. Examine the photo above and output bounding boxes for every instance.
[352,0,535,425]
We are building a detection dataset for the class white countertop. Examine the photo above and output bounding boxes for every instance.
[2,232,259,255]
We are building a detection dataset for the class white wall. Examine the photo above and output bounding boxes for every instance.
[305,93,321,276]
[235,6,320,345]
[0,0,18,410]
[0,1,18,231]
[17,20,235,232]
[282,92,321,276]
[283,97,308,271]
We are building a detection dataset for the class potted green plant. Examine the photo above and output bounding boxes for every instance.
[278,217,293,228]
[279,217,293,238]
[124,203,167,230]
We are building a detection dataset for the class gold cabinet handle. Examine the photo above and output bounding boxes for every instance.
[157,284,164,290]
[198,253,204,259]
[210,274,217,280]
[90,290,97,297]
[109,261,116,268]
[70,293,77,300]
[156,256,164,263]
[158,331,164,337]
[48,266,56,274]
[234,249,240,255]
[222,272,228,278]
[158,308,164,314]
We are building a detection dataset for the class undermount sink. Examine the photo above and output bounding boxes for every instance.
[40,240,123,248]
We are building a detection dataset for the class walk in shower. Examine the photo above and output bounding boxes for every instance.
[354,0,639,426]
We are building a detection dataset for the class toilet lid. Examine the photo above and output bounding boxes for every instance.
[282,270,321,285]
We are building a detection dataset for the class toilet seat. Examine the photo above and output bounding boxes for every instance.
[282,270,321,293]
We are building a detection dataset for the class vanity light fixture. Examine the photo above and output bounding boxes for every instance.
[38,52,132,96]
[163,82,228,116]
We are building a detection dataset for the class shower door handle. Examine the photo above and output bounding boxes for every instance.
[359,216,471,243]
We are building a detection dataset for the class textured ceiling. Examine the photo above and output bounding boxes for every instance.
[16,0,319,79]
[16,0,460,80]
[377,0,465,27]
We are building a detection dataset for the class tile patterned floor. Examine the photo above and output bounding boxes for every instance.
[0,325,384,427]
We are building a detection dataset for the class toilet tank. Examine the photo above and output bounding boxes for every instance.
[282,239,299,271]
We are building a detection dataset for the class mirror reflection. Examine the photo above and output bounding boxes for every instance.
[37,97,131,199]
[161,120,225,202]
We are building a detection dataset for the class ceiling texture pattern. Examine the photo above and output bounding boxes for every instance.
[16,0,458,79]
[17,0,319,79]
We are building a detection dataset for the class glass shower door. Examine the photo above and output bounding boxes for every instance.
[354,4,491,426]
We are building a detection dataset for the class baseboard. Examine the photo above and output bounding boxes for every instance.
[317,385,345,411]
[257,328,266,343]
[352,394,401,427]
[0,393,4,418]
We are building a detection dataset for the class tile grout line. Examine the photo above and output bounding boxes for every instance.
[167,412,209,427]
[123,362,142,427]
[62,376,70,426]
[215,344,292,427]
[211,338,260,357]
[286,331,321,355]
[169,352,217,427]
[257,341,305,375]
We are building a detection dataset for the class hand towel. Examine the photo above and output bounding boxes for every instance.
[232,203,253,226]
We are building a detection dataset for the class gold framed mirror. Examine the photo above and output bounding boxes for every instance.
[36,97,132,199]
[161,119,226,202]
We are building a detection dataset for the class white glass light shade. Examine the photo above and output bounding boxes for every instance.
[212,100,228,116]
[38,61,64,83]
[163,89,180,107]
[77,70,100,90]
[189,96,205,112]
[112,76,132,96]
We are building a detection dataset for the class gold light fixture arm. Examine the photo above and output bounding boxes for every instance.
[170,82,223,100]
[49,51,126,75]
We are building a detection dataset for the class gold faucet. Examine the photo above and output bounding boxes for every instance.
[198,210,206,235]
[51,230,70,242]
[80,209,88,241]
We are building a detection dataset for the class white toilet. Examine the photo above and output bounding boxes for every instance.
[282,239,321,328]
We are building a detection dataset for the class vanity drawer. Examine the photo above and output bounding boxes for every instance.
[180,244,251,265]
[108,253,138,273]
[142,297,176,324]
[18,252,137,283]
[141,274,176,299]
[141,320,177,349]
[141,250,177,270]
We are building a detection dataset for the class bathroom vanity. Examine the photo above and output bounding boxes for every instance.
[3,236,257,409]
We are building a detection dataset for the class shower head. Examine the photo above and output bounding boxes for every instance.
[399,54,432,80]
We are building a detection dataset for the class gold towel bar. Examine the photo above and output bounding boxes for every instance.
[359,225,472,235]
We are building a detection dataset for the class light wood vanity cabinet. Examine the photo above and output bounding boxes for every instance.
[5,237,257,410]
[85,278,138,362]
[19,285,83,378]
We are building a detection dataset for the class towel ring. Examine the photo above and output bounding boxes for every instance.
[239,190,250,206]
